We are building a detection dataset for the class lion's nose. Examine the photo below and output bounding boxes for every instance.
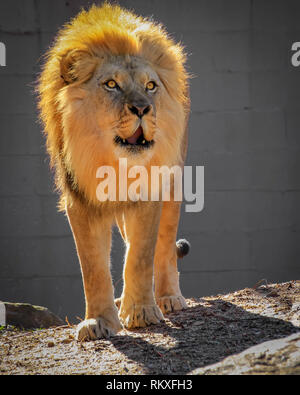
[128,104,151,118]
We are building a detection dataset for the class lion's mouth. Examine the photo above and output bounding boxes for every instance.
[115,126,154,150]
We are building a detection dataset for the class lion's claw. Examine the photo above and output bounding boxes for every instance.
[119,303,164,329]
[156,295,187,315]
[76,316,122,341]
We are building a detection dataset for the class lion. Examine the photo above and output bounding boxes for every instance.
[37,3,190,341]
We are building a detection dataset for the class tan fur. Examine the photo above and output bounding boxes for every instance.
[37,3,190,340]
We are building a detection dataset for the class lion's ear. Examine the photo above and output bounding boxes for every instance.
[60,49,98,85]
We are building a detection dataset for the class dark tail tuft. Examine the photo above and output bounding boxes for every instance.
[176,239,190,258]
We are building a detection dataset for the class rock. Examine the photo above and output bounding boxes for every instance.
[1,302,64,329]
[190,332,300,375]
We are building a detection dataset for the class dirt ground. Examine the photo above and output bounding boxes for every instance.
[0,280,299,375]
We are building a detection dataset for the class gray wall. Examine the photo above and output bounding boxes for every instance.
[0,0,300,321]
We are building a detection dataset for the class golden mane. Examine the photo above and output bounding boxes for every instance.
[37,3,190,207]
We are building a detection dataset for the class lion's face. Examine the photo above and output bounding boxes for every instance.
[92,56,158,157]
[56,52,186,200]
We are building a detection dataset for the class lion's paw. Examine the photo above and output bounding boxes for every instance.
[119,303,164,329]
[157,295,187,315]
[76,315,122,341]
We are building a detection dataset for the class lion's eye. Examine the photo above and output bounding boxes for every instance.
[105,80,118,89]
[146,81,157,92]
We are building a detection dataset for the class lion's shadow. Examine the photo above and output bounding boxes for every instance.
[108,298,299,374]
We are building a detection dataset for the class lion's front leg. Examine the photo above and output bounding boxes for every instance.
[154,201,188,314]
[67,203,122,341]
[119,202,164,329]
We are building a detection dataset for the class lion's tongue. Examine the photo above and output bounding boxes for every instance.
[127,126,143,145]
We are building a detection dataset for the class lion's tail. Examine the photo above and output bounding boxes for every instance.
[176,239,190,258]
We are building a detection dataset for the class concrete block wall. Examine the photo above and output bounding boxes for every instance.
[0,0,299,321]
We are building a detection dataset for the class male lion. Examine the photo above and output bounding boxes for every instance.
[38,3,190,341]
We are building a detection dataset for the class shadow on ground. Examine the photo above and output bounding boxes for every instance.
[109,298,299,374]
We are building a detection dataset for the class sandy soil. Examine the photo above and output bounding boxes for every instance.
[0,280,299,375]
